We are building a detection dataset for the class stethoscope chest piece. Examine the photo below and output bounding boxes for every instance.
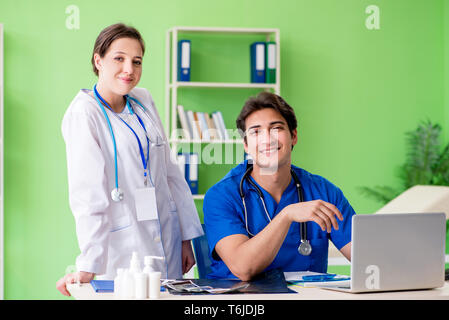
[111,188,124,202]
[298,239,312,256]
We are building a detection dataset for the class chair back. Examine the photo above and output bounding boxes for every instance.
[192,224,212,278]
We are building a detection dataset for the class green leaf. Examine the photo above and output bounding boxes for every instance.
[359,120,449,204]
[433,143,449,184]
[357,186,400,204]
[403,120,440,186]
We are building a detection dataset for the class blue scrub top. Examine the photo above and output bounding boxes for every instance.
[203,160,356,279]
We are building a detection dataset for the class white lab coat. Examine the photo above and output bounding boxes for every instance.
[62,87,203,280]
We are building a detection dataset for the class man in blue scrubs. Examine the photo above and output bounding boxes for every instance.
[203,92,355,280]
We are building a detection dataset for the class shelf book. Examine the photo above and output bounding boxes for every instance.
[177,105,231,142]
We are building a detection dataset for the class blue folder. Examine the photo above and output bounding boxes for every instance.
[177,152,199,194]
[250,42,266,83]
[178,40,191,81]
[90,280,114,293]
[185,152,199,194]
[90,279,166,293]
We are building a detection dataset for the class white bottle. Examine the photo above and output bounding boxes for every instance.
[129,251,142,275]
[143,255,165,298]
[134,272,148,300]
[114,268,125,299]
[122,269,135,299]
[149,272,162,299]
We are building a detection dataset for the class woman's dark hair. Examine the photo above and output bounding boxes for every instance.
[236,92,297,141]
[91,23,145,76]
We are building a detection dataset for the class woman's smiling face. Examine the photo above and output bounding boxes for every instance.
[94,37,143,96]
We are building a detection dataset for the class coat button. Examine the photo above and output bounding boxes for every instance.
[154,236,161,243]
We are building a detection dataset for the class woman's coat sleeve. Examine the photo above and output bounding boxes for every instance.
[62,107,110,275]
[144,91,204,241]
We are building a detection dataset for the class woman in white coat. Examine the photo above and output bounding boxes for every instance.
[56,23,203,296]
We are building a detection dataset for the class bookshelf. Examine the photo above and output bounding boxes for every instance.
[165,26,280,200]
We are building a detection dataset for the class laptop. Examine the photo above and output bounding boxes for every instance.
[315,213,446,293]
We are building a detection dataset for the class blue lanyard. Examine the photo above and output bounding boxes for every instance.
[119,108,150,182]
[93,85,152,186]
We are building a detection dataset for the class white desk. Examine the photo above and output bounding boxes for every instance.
[67,281,449,300]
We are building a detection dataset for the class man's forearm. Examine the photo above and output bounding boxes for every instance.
[229,209,292,280]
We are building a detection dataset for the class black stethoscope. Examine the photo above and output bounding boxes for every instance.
[239,164,312,256]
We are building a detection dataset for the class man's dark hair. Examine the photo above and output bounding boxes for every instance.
[236,92,297,141]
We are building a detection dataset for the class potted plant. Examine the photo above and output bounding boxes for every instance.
[359,120,449,248]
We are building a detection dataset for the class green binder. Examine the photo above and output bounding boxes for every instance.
[265,41,276,84]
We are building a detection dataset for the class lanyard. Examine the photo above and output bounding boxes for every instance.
[119,109,151,185]
[93,85,153,186]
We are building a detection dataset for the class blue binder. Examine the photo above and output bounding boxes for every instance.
[90,280,114,293]
[184,152,198,194]
[90,279,166,293]
[178,40,191,81]
[250,42,266,83]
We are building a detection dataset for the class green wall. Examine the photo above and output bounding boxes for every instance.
[446,0,449,142]
[0,0,447,299]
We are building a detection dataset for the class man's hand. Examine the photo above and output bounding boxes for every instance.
[56,271,95,296]
[181,240,196,275]
[283,200,344,233]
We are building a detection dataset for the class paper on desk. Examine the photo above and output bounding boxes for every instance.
[163,279,250,294]
[284,271,327,281]
[283,271,350,282]
[303,280,351,288]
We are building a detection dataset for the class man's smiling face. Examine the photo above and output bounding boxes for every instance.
[244,108,297,172]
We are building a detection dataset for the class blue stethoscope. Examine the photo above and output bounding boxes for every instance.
[239,164,312,256]
[92,84,163,202]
